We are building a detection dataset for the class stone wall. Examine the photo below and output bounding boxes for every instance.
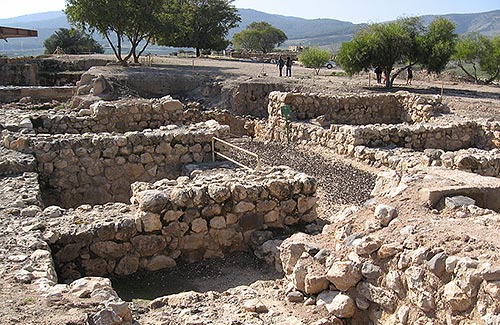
[223,82,288,118]
[0,86,75,103]
[259,117,500,177]
[268,91,446,124]
[0,57,111,86]
[4,121,229,207]
[32,97,251,136]
[48,167,318,281]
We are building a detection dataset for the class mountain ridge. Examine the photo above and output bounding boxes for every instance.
[1,8,499,56]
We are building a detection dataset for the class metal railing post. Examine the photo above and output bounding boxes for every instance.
[211,137,215,162]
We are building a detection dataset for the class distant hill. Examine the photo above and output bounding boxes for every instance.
[421,10,500,36]
[1,8,500,57]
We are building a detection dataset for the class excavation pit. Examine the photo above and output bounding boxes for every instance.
[111,251,281,301]
[47,166,318,284]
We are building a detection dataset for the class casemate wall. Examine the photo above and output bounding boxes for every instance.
[3,121,228,208]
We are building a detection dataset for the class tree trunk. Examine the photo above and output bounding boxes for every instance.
[196,48,201,57]
[134,38,151,64]
[457,63,478,83]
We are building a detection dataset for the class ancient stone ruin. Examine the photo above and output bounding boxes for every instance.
[1,58,500,325]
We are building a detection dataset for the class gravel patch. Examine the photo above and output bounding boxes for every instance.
[226,139,376,218]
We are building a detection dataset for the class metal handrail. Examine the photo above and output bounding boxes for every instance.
[211,137,261,171]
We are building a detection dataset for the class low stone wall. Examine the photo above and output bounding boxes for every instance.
[268,91,446,124]
[0,86,75,103]
[224,82,288,118]
[258,119,500,177]
[48,167,318,281]
[33,97,251,136]
[4,120,229,207]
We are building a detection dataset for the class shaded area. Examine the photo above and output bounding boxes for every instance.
[112,252,281,301]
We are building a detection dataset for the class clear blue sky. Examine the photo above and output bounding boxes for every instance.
[2,0,500,23]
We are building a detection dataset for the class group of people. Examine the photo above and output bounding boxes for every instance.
[277,56,293,77]
[374,66,413,85]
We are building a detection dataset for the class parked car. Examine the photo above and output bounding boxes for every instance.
[325,61,337,69]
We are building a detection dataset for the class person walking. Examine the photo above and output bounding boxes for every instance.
[406,66,413,85]
[277,56,285,77]
[285,57,293,77]
[374,66,382,84]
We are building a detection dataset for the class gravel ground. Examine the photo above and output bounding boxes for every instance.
[226,139,376,219]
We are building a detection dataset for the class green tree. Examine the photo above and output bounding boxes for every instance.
[337,17,457,88]
[299,47,332,75]
[233,22,287,53]
[43,28,104,54]
[453,33,500,83]
[65,0,165,65]
[158,0,240,57]
[417,17,457,73]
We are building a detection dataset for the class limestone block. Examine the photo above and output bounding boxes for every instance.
[123,162,145,179]
[305,272,330,295]
[242,299,268,313]
[292,263,307,292]
[210,228,238,247]
[384,270,405,299]
[208,184,231,203]
[286,291,304,303]
[191,218,208,233]
[326,261,362,291]
[143,255,176,272]
[356,282,397,313]
[227,183,248,201]
[115,219,137,241]
[104,300,133,323]
[256,200,278,212]
[69,277,114,298]
[443,281,473,312]
[201,203,222,217]
[130,235,167,256]
[163,210,184,222]
[297,196,318,214]
[90,241,128,259]
[233,201,255,213]
[55,243,81,263]
[82,258,108,276]
[484,281,500,300]
[115,255,140,276]
[361,262,382,279]
[210,216,226,229]
[326,293,356,319]
[280,199,297,213]
[280,235,310,275]
[427,252,448,277]
[170,188,193,208]
[182,233,206,250]
[264,210,280,223]
[139,211,163,232]
[266,179,291,200]
[374,204,398,227]
[354,236,382,255]
[377,243,402,259]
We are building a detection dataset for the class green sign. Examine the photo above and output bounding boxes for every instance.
[281,105,291,117]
